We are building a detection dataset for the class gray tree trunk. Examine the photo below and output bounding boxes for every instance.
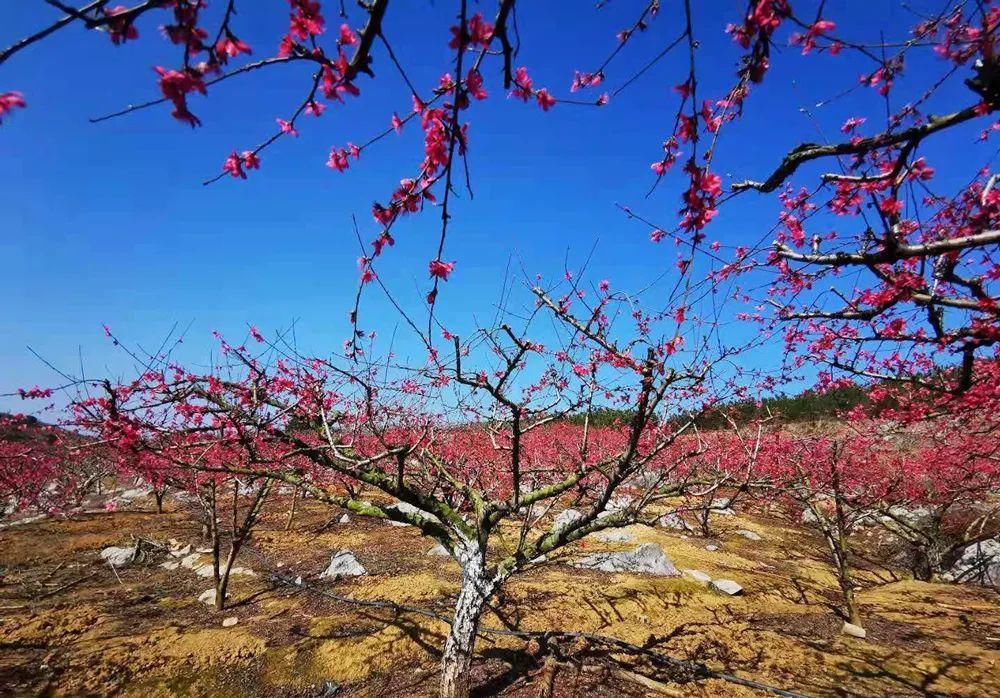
[439,544,495,698]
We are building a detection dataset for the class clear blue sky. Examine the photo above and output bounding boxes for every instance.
[0,1,984,413]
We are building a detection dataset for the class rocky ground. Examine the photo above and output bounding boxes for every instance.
[1,493,999,697]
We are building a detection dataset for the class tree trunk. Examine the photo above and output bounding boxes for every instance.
[285,487,299,531]
[215,541,240,611]
[839,572,861,625]
[439,552,493,698]
[698,502,712,537]
[154,489,166,514]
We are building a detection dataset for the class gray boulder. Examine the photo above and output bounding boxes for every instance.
[658,513,691,531]
[842,622,867,639]
[426,543,451,557]
[552,508,584,532]
[683,569,712,584]
[319,550,367,579]
[705,544,719,552]
[597,496,634,519]
[945,538,1000,587]
[101,546,136,567]
[710,579,743,595]
[735,529,762,541]
[574,543,679,576]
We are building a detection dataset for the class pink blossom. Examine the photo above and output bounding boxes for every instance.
[276,118,299,136]
[536,89,556,111]
[0,91,26,123]
[339,23,357,45]
[429,259,455,280]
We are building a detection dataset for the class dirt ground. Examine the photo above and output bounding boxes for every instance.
[1,494,999,697]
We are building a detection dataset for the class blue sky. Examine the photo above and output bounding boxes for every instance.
[1,1,986,413]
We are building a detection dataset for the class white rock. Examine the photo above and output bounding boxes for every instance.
[658,513,690,531]
[101,546,135,567]
[427,544,451,557]
[946,538,1000,587]
[319,550,367,579]
[294,576,303,586]
[229,566,256,577]
[221,617,239,628]
[195,547,212,554]
[801,509,819,525]
[710,579,743,595]
[180,553,203,569]
[198,588,217,605]
[683,569,712,584]
[160,560,180,571]
[552,508,584,532]
[117,487,153,501]
[705,544,719,552]
[574,543,679,576]
[736,529,762,541]
[842,622,867,639]
[194,564,216,578]
[339,514,350,524]
[170,544,192,558]
[597,497,634,520]
[593,529,635,543]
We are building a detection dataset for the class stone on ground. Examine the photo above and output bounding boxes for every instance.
[198,588,217,605]
[658,513,690,531]
[160,560,180,571]
[705,544,719,552]
[736,529,762,541]
[574,543,679,576]
[194,564,215,578]
[710,579,743,595]
[945,538,1000,587]
[597,496,634,519]
[180,552,203,569]
[117,487,153,501]
[221,617,239,628]
[683,569,712,584]
[842,622,867,639]
[552,508,584,532]
[426,543,451,557]
[339,514,350,524]
[319,550,367,579]
[100,546,135,567]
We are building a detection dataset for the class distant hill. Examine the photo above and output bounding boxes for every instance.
[563,382,868,430]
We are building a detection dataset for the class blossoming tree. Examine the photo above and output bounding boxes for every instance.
[4,1,1000,696]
